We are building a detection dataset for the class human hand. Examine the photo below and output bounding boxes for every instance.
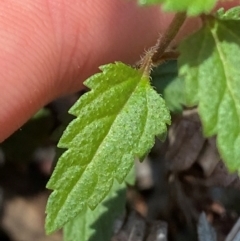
[0,0,238,142]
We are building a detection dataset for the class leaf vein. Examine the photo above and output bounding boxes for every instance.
[210,24,240,153]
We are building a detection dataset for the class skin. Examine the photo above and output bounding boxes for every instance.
[0,0,238,142]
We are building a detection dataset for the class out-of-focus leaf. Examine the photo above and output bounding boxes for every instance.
[151,61,185,113]
[179,17,240,172]
[216,6,240,20]
[138,0,217,16]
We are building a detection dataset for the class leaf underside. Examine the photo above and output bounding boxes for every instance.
[138,0,217,16]
[45,62,170,233]
[178,16,240,172]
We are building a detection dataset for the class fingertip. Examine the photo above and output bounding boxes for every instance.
[0,1,59,142]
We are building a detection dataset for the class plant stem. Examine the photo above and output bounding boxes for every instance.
[154,50,180,65]
[151,12,186,64]
[139,12,186,75]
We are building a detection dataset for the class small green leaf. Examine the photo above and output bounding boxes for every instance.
[216,6,240,20]
[138,0,217,16]
[63,180,126,241]
[179,17,240,171]
[46,62,170,233]
[151,60,185,113]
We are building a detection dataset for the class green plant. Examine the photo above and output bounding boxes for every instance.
[45,1,240,240]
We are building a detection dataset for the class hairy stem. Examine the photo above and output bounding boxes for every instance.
[152,12,186,63]
[139,12,186,75]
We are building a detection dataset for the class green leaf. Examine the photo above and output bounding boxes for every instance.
[45,62,170,233]
[178,17,240,171]
[63,180,126,241]
[216,6,240,20]
[138,0,217,16]
[151,60,185,113]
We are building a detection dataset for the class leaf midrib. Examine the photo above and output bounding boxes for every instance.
[210,22,240,147]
